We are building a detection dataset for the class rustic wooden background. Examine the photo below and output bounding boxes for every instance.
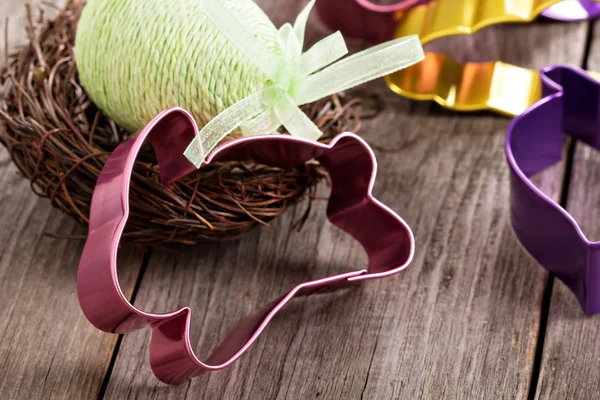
[1,0,600,399]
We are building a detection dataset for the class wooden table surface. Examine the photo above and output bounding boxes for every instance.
[2,0,600,399]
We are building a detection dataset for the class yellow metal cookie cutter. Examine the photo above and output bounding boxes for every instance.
[384,0,600,116]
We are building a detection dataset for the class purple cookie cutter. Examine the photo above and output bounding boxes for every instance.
[507,65,600,315]
[77,107,415,383]
[315,0,600,43]
[542,0,600,21]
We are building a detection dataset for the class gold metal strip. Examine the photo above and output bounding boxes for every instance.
[386,0,598,116]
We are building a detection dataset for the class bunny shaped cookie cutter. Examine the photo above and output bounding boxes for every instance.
[77,107,415,384]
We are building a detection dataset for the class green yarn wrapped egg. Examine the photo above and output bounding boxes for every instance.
[75,0,279,133]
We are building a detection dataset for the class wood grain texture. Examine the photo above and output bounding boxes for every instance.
[102,2,588,399]
[0,1,144,399]
[535,23,600,400]
[0,142,146,400]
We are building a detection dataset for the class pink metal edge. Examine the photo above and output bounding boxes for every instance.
[77,107,415,384]
[315,0,428,42]
[354,0,425,13]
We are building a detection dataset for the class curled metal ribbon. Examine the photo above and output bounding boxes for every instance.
[78,107,415,383]
[183,0,424,167]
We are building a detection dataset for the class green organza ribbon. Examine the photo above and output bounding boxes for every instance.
[184,0,424,167]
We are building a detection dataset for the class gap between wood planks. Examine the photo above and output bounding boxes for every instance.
[525,19,597,400]
[97,250,153,399]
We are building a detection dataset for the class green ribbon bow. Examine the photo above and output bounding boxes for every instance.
[184,0,424,167]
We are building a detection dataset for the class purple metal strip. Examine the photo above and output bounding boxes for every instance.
[541,1,600,21]
[315,0,600,42]
[506,65,600,315]
[77,107,415,384]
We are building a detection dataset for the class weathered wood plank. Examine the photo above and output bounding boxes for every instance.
[535,24,600,399]
[0,2,145,399]
[0,187,144,399]
[103,3,588,399]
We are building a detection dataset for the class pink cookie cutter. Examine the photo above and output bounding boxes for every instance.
[316,0,430,42]
[77,107,415,384]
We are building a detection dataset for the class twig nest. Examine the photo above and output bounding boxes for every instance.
[0,1,365,248]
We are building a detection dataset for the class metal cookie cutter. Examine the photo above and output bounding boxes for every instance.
[316,0,430,43]
[317,0,600,116]
[507,65,600,315]
[77,107,415,384]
